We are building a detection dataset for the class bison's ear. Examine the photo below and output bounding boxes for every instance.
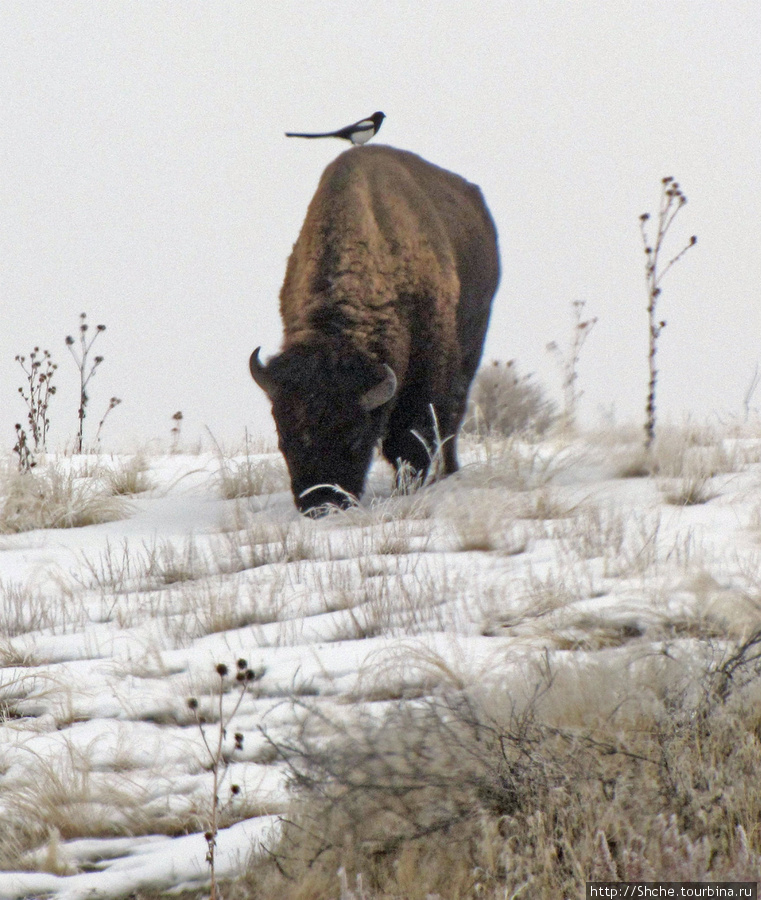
[249,347,276,395]
[360,364,397,412]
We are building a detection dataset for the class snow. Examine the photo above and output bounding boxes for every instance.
[1,430,760,897]
[0,816,279,900]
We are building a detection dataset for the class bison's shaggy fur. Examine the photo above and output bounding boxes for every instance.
[252,145,499,513]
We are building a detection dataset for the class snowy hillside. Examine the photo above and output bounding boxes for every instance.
[1,427,761,898]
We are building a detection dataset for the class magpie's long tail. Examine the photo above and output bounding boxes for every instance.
[285,130,340,139]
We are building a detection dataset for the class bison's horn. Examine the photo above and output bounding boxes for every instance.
[249,347,275,394]
[360,364,398,411]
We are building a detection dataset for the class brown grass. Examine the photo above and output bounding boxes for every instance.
[193,643,761,900]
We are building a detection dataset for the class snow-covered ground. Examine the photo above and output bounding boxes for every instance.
[1,428,760,898]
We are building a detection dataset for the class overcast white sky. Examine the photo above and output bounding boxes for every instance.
[1,2,760,450]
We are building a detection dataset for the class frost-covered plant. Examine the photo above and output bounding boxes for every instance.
[546,299,597,431]
[463,359,555,437]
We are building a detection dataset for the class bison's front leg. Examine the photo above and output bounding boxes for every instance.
[383,397,460,487]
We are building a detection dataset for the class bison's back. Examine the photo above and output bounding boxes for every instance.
[319,145,498,303]
[279,146,499,376]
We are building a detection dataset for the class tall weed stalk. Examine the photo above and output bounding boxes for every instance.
[639,178,697,451]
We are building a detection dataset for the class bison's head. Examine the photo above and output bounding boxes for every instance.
[250,345,397,514]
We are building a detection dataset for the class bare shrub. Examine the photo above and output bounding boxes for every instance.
[261,693,580,895]
[228,639,761,899]
[462,359,555,438]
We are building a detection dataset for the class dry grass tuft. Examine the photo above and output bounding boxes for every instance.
[3,741,199,850]
[459,435,568,492]
[443,491,528,554]
[0,461,130,533]
[0,579,59,636]
[217,453,289,500]
[103,454,153,495]
[660,466,720,506]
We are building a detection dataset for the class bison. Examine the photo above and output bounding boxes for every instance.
[250,144,500,513]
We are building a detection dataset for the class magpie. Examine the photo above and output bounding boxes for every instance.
[285,111,385,146]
